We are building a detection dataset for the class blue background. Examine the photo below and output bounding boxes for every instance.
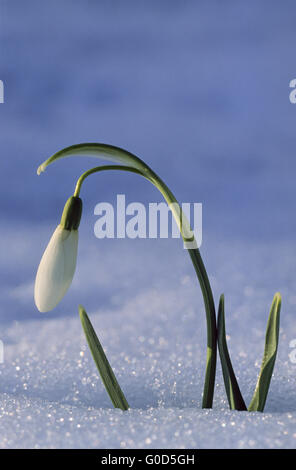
[0,0,295,321]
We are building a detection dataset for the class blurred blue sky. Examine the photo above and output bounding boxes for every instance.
[1,0,296,239]
[0,1,296,321]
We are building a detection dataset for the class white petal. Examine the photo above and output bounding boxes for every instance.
[34,225,78,312]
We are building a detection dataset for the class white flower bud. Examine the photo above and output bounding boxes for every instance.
[34,225,79,312]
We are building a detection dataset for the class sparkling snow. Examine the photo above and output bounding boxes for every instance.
[0,0,296,449]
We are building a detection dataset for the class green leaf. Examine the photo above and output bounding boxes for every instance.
[79,305,129,411]
[37,143,151,175]
[217,294,247,411]
[248,293,281,412]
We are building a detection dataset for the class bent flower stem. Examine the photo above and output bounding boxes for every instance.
[37,143,217,408]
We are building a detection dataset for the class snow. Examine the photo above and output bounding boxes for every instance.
[0,232,295,448]
[0,0,296,449]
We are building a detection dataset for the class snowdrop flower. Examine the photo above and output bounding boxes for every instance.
[36,143,217,408]
[34,196,82,312]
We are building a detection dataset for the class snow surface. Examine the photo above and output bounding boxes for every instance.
[0,229,296,449]
[0,0,296,449]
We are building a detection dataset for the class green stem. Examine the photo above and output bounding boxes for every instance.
[74,165,143,198]
[74,164,217,408]
[38,143,217,408]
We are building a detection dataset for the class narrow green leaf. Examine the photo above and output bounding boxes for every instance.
[217,294,247,411]
[79,305,129,411]
[248,293,281,412]
[37,143,150,175]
